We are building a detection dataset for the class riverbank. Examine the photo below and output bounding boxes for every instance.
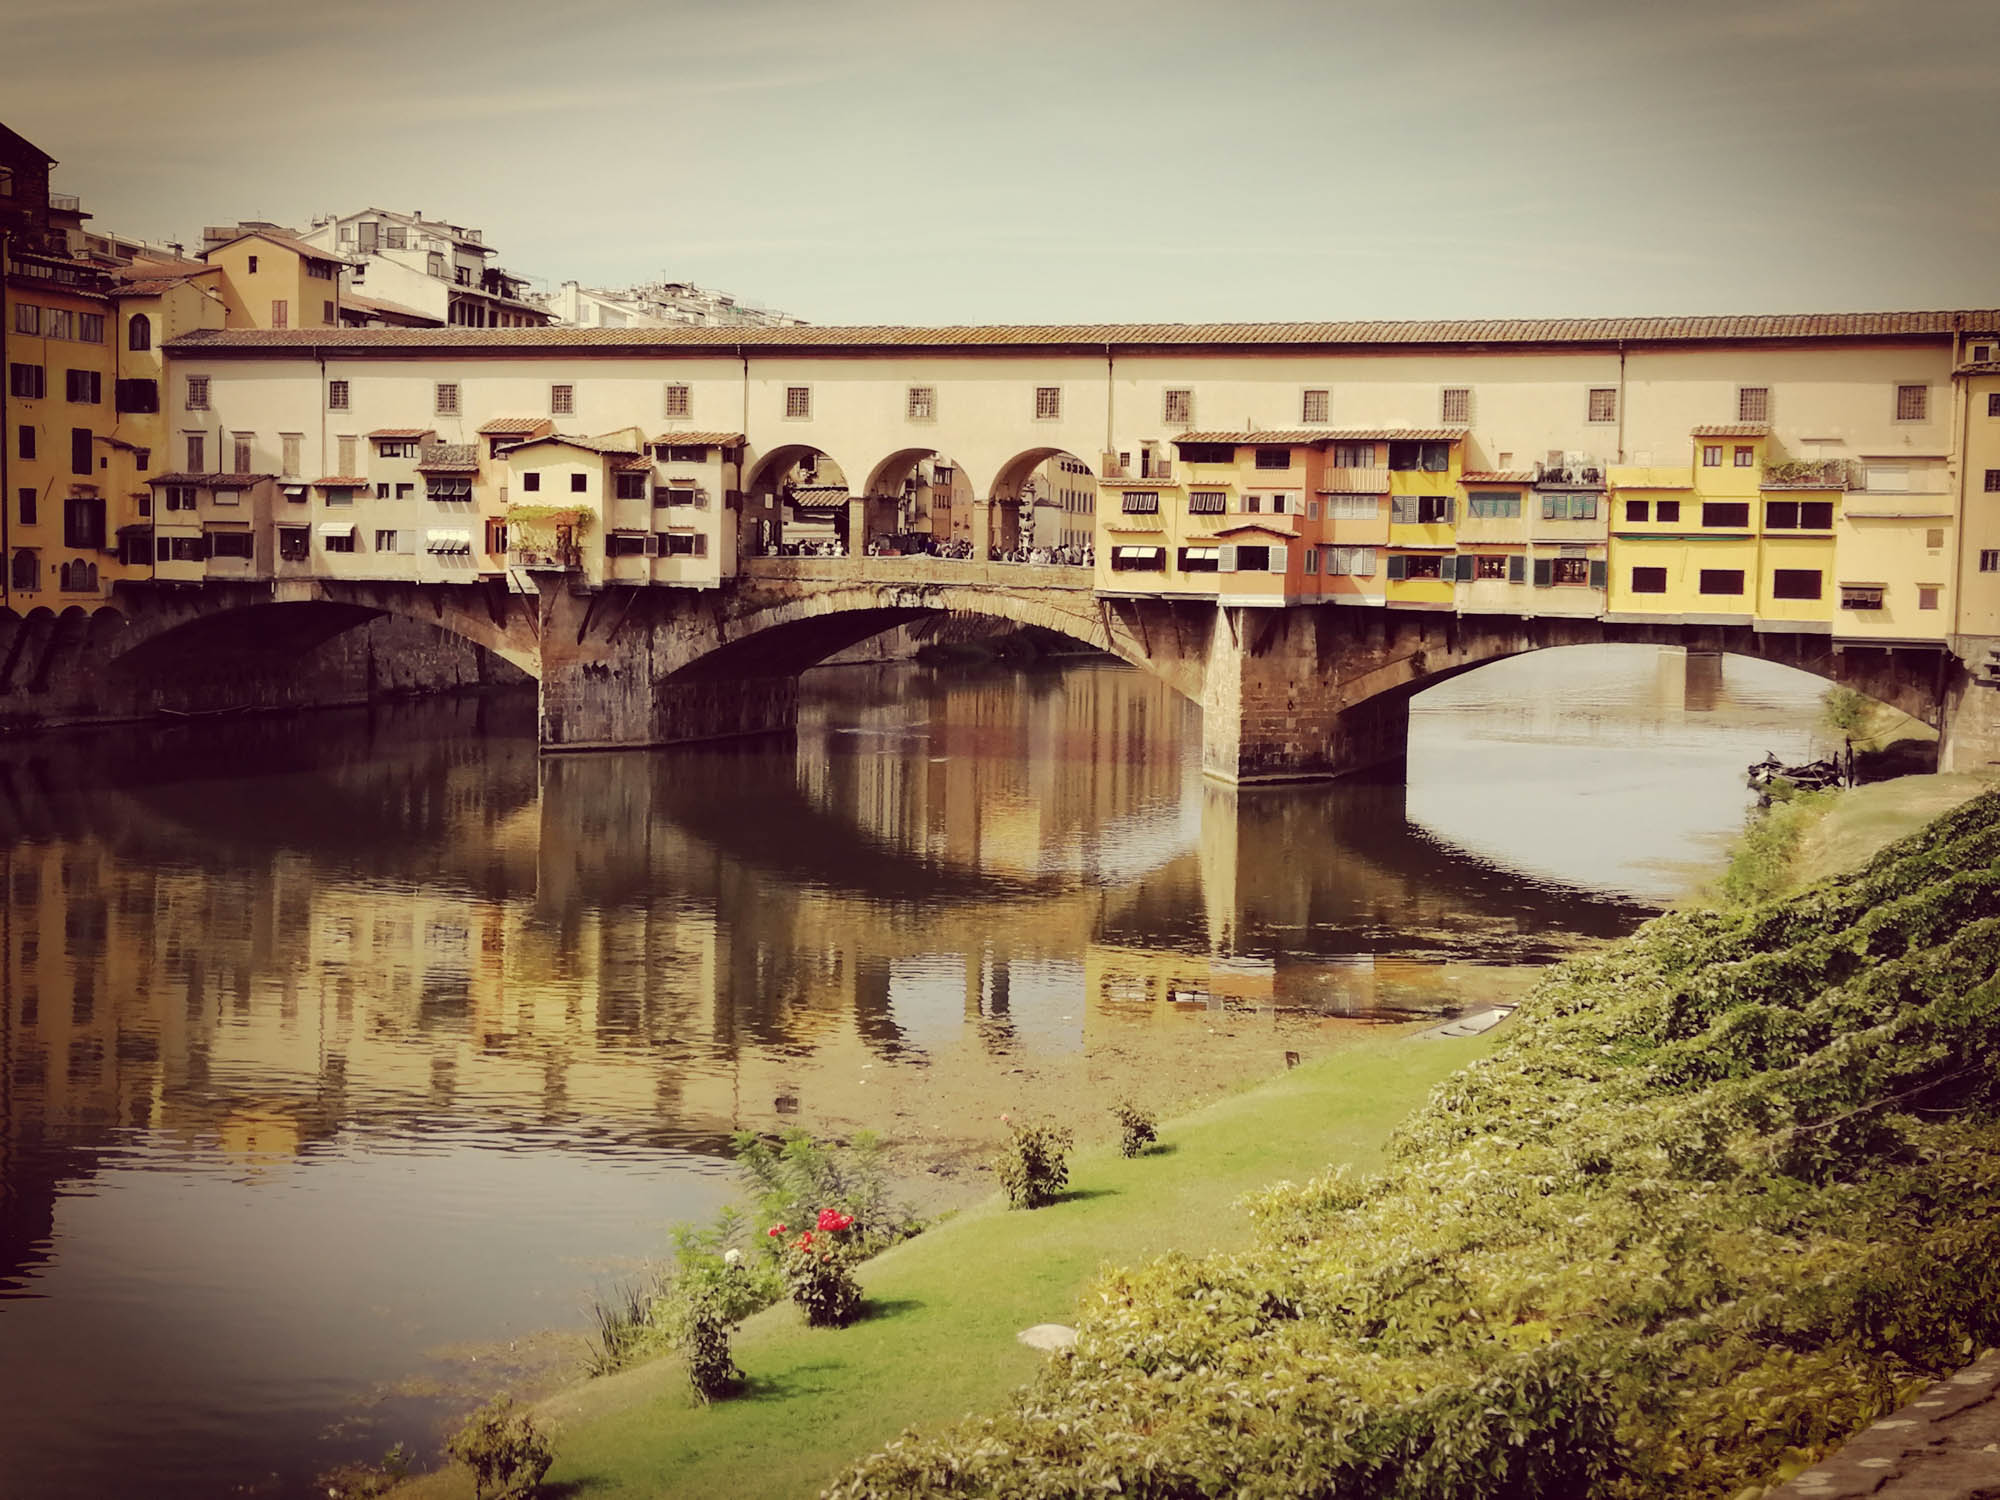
[392,1027,1496,1499]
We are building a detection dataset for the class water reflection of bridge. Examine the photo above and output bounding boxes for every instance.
[0,672,1652,1294]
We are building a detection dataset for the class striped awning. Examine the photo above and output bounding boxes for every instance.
[425,529,472,553]
[316,522,357,538]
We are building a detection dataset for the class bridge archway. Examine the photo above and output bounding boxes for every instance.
[860,447,978,556]
[742,444,852,557]
[990,447,1098,559]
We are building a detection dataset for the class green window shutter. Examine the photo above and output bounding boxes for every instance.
[1533,557,1553,587]
[1507,553,1525,584]
[1442,495,1456,523]
[1386,553,1407,581]
[1589,559,1607,589]
[1390,495,1415,524]
[1454,554,1474,582]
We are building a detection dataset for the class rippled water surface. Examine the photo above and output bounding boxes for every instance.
[0,645,1827,1496]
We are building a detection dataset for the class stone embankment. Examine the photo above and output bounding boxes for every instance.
[1772,1350,2000,1499]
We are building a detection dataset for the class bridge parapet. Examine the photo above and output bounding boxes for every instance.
[741,556,1094,593]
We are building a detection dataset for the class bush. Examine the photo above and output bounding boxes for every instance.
[314,1444,411,1499]
[827,790,2000,1499]
[732,1128,920,1256]
[1110,1100,1157,1157]
[670,1280,743,1403]
[1822,685,1873,737]
[994,1118,1073,1209]
[774,1208,864,1327]
[444,1398,553,1500]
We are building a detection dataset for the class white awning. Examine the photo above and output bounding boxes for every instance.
[316,522,357,538]
[1180,546,1219,560]
[425,529,472,553]
[1112,546,1162,559]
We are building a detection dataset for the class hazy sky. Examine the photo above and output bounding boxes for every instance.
[6,0,1996,324]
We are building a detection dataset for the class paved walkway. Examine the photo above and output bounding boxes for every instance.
[1771,1349,2000,1498]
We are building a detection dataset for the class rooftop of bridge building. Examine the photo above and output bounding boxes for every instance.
[164,309,2000,356]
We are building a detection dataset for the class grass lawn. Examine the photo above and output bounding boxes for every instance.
[399,1028,1494,1500]
[1791,769,2000,886]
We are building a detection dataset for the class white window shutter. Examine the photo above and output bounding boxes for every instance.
[1270,546,1288,573]
[1219,544,1237,572]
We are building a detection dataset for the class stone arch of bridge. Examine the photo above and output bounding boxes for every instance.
[857,446,978,550]
[741,442,856,556]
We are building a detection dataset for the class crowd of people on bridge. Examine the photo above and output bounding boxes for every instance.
[758,531,1094,567]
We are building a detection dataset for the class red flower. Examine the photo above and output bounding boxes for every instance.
[767,1224,786,1238]
[816,1208,855,1234]
[793,1231,814,1251]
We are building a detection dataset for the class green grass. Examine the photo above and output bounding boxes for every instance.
[399,1029,1492,1500]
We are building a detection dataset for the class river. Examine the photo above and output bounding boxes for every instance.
[0,643,1827,1497]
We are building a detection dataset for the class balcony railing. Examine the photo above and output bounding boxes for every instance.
[1318,467,1391,494]
[1760,458,1852,490]
[508,544,580,571]
[48,193,80,213]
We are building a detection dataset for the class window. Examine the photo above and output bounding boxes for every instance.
[427,251,446,278]
[1474,555,1508,580]
[115,378,158,413]
[486,518,509,554]
[17,427,33,461]
[17,488,34,525]
[323,301,335,323]
[328,379,349,410]
[372,529,398,552]
[1440,387,1471,425]
[1324,545,1376,576]
[1301,389,1329,424]
[1180,443,1234,464]
[1588,388,1617,423]
[1034,386,1061,420]
[1540,493,1598,521]
[322,530,356,553]
[45,309,73,340]
[246,254,259,274]
[10,363,45,399]
[1895,384,1928,421]
[13,304,38,335]
[661,443,708,463]
[1979,549,1998,572]
[1631,566,1667,594]
[605,532,648,557]
[1255,447,1291,470]
[658,486,699,507]
[270,300,288,328]
[1331,442,1373,468]
[1926,527,1945,549]
[786,386,812,419]
[277,433,300,475]
[663,383,691,419]
[77,313,102,343]
[1388,441,1451,472]
[1402,555,1445,581]
[71,427,92,475]
[127,314,151,351]
[1765,500,1834,530]
[1178,545,1219,572]
[65,370,100,404]
[1551,556,1590,586]
[569,472,587,493]
[1701,501,1750,527]
[522,473,541,493]
[9,549,33,591]
[279,528,309,561]
[1188,491,1227,514]
[181,432,202,470]
[63,495,106,549]
[1657,500,1681,523]
[336,434,357,473]
[1702,444,1723,467]
[1698,568,1745,595]
[1918,585,1941,610]
[1985,470,2000,492]
[164,485,197,511]
[233,433,253,473]
[615,472,647,500]
[550,384,574,416]
[1625,499,1650,523]
[1110,545,1165,572]
[1738,387,1769,423]
[907,385,935,421]
[1771,568,1822,600]
[209,531,254,560]
[1734,446,1756,467]
[661,532,707,557]
[1840,584,1884,610]
[1467,493,1521,519]
[1304,547,1319,574]
[1232,545,1274,572]
[1120,491,1160,513]
[435,382,459,415]
[1416,494,1453,524]
[1989,394,2000,418]
[1162,388,1192,424]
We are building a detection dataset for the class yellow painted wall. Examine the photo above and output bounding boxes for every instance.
[1757,534,1838,623]
[1959,374,2000,636]
[1606,536,1760,615]
[1834,512,1954,640]
[1690,435,1766,498]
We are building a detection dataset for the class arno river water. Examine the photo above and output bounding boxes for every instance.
[0,644,1827,1498]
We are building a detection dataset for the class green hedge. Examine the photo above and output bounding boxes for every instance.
[827,790,2000,1499]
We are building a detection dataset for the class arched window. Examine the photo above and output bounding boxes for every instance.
[128,314,152,351]
[58,559,97,592]
[10,549,36,592]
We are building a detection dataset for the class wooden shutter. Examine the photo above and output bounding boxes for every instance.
[1508,554,1525,584]
[1270,546,1288,573]
[1589,559,1608,589]
[1453,554,1474,582]
[1386,553,1407,581]
[1533,557,1553,587]
[1390,495,1415,524]
[1218,544,1236,572]
[1442,495,1455,523]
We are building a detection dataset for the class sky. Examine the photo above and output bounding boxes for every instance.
[4,0,1997,325]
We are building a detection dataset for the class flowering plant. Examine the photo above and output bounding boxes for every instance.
[771,1209,863,1326]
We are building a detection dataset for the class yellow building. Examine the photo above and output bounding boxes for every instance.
[1958,359,2000,643]
[202,229,351,331]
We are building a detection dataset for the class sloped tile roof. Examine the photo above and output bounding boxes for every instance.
[368,427,433,439]
[147,472,272,488]
[505,432,641,456]
[1461,470,1537,484]
[162,309,2000,356]
[1691,423,1771,437]
[311,475,370,487]
[205,229,357,267]
[478,416,553,435]
[1178,430,1331,445]
[1328,428,1469,442]
[649,431,747,447]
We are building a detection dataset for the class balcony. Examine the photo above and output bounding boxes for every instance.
[1318,467,1391,495]
[509,543,581,571]
[49,193,80,213]
[1761,458,1851,491]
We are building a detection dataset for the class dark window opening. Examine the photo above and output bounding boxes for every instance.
[1631,566,1668,594]
[1771,568,1822,600]
[1701,502,1750,528]
[1698,568,1746,595]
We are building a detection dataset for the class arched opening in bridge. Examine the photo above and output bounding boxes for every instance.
[989,447,1098,564]
[859,448,978,558]
[742,444,851,557]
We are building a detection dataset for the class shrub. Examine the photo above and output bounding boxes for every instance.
[314,1444,411,1499]
[994,1117,1073,1209]
[731,1127,920,1255]
[773,1208,863,1327]
[670,1279,743,1403]
[444,1398,553,1500]
[1822,684,1873,737]
[1110,1100,1157,1157]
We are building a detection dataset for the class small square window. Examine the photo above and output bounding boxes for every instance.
[1301,389,1329,424]
[1702,445,1723,466]
[785,386,811,419]
[1587,388,1617,423]
[1984,469,2000,492]
[1926,528,1945,549]
[907,386,935,421]
[1987,393,2000,418]
[435,382,460,415]
[1737,387,1769,423]
[1440,387,1471,425]
[569,472,587,493]
[1625,499,1650,522]
[1895,384,1927,421]
[663,383,691,418]
[1163,388,1192,424]
[186,375,210,410]
[1733,446,1755,467]
[1034,386,1061,421]
[327,379,349,410]
[1918,585,1940,610]
[522,473,541,493]
[551,384,574,416]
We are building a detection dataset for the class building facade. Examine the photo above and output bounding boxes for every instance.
[294,210,549,329]
[544,279,804,331]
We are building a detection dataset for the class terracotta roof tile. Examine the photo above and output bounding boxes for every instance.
[649,431,747,447]
[369,427,433,439]
[504,433,641,457]
[147,471,272,488]
[165,309,2000,356]
[311,475,369,487]
[478,416,553,435]
[611,456,653,473]
[1100,474,1183,486]
[1328,427,1469,442]
[1461,470,1537,484]
[1954,361,2000,375]
[206,229,357,267]
[1178,429,1330,445]
[1691,423,1770,437]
